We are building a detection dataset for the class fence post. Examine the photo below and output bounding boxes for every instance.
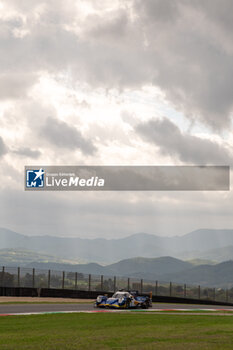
[62,271,65,289]
[101,275,103,291]
[114,276,116,292]
[48,270,51,289]
[127,278,130,291]
[140,279,143,294]
[184,284,186,298]
[75,272,78,290]
[32,268,35,288]
[213,288,215,301]
[169,282,172,297]
[88,274,91,291]
[17,267,20,287]
[155,281,158,296]
[226,289,228,302]
[198,285,200,299]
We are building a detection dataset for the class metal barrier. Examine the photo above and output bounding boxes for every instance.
[0,265,232,303]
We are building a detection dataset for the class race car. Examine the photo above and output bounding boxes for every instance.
[95,290,152,309]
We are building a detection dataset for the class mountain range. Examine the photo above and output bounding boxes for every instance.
[1,227,233,287]
[1,227,233,264]
[3,254,233,288]
[25,256,192,277]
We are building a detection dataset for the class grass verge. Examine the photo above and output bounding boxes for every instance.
[1,313,233,349]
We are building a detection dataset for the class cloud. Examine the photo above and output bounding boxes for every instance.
[135,0,178,22]
[1,187,233,238]
[0,72,38,100]
[1,1,233,129]
[0,136,7,157]
[0,0,232,241]
[12,147,41,159]
[133,0,233,130]
[41,116,96,155]
[136,117,232,164]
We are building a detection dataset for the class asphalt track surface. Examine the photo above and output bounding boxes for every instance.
[1,303,233,314]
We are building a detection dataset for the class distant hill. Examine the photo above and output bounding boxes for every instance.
[25,257,233,288]
[173,229,233,252]
[0,228,27,248]
[26,256,192,277]
[0,248,85,266]
[0,228,173,263]
[2,227,233,287]
[26,261,107,275]
[161,261,233,288]
[107,256,192,276]
[186,259,216,266]
[195,246,233,263]
[1,227,233,263]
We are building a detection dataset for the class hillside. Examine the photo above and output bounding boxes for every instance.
[0,228,173,263]
[1,238,233,287]
[107,256,192,276]
[161,260,233,288]
[1,227,233,263]
[196,246,233,263]
[26,256,192,277]
[24,257,233,288]
[0,248,86,266]
[25,261,106,275]
[186,259,216,266]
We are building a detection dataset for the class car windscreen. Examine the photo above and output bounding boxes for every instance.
[112,293,129,298]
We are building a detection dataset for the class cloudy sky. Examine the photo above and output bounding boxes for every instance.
[0,0,232,238]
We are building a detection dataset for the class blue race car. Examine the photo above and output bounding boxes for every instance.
[95,290,152,309]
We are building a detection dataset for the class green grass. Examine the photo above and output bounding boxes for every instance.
[1,313,233,349]
[132,309,233,314]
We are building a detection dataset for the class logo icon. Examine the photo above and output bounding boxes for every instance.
[26,169,45,188]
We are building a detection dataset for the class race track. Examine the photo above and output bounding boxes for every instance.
[1,302,233,315]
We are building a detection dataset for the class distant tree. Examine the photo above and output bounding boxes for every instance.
[23,273,33,287]
[0,271,15,287]
[35,273,48,288]
[95,278,114,292]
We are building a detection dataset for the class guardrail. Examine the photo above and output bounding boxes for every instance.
[0,265,233,303]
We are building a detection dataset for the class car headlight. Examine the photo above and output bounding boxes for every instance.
[97,296,102,303]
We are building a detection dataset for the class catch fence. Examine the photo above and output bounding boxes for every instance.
[0,265,232,303]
